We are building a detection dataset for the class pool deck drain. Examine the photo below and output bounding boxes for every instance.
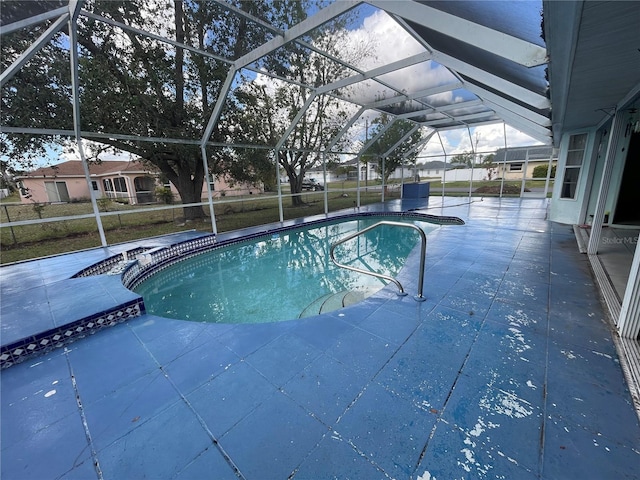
[1,197,639,479]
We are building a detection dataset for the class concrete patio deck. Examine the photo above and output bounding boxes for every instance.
[1,196,639,479]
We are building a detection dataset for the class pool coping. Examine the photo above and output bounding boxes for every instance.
[0,210,463,369]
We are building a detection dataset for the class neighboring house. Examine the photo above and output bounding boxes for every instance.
[17,160,261,205]
[493,145,558,180]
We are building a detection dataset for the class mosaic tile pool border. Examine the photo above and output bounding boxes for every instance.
[0,299,144,369]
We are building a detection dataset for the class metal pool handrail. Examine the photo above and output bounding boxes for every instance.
[329,220,427,302]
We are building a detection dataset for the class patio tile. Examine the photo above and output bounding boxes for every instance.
[546,340,627,393]
[548,309,617,354]
[325,324,398,379]
[355,300,422,345]
[495,278,550,311]
[219,391,327,480]
[96,401,212,479]
[82,370,182,452]
[441,371,544,473]
[65,324,158,404]
[282,353,367,426]
[542,417,640,480]
[417,421,540,479]
[546,371,640,447]
[335,382,437,478]
[187,360,278,437]
[1,353,78,448]
[245,332,322,388]
[439,283,496,317]
[173,446,239,480]
[140,319,230,366]
[462,321,548,403]
[216,321,293,358]
[290,313,353,351]
[374,335,472,411]
[0,285,55,346]
[485,300,548,334]
[1,405,94,480]
[162,337,241,394]
[292,431,387,479]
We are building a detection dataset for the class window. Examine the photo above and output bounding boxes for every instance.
[44,181,70,202]
[509,163,523,172]
[91,181,99,191]
[113,177,128,193]
[561,133,587,199]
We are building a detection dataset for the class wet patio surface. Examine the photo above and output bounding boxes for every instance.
[1,197,639,479]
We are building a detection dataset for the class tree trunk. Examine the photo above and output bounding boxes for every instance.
[176,178,206,220]
[287,172,305,207]
[168,160,207,221]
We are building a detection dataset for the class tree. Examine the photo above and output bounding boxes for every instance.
[1,0,290,220]
[364,114,423,184]
[479,153,498,180]
[230,10,372,207]
[450,152,474,167]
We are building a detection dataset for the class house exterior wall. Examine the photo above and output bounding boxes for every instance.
[19,176,89,204]
[549,129,598,224]
[549,107,637,227]
[19,165,263,204]
[495,160,556,180]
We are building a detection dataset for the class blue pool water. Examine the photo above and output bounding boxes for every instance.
[134,217,437,323]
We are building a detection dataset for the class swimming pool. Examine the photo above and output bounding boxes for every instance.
[132,215,448,324]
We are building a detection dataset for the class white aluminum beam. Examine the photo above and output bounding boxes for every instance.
[365,82,464,110]
[382,124,420,157]
[200,68,238,145]
[274,93,318,151]
[234,0,362,69]
[369,0,548,67]
[81,10,232,64]
[325,106,367,152]
[316,52,432,95]
[431,50,550,110]
[463,82,551,127]
[436,99,484,113]
[404,130,435,158]
[68,14,107,247]
[484,104,552,143]
[0,6,69,35]
[0,14,69,88]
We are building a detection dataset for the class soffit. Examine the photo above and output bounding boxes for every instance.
[544,0,640,138]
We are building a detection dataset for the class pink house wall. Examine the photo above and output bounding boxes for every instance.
[19,167,262,204]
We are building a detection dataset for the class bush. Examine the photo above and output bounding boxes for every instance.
[155,187,174,204]
[532,164,556,178]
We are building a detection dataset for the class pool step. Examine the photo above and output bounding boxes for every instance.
[298,287,380,318]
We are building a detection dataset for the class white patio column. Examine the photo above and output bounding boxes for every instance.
[356,155,361,208]
[200,145,217,234]
[322,151,328,215]
[618,238,640,338]
[276,149,284,223]
[588,112,625,255]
